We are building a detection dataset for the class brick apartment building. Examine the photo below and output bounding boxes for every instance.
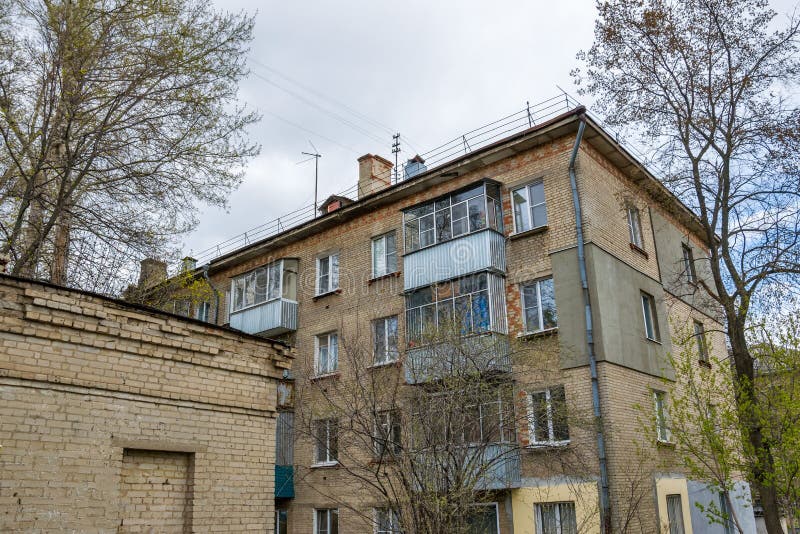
[153,106,755,533]
[0,275,292,532]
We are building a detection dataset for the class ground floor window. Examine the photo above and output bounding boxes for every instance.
[374,507,401,533]
[666,494,686,534]
[276,509,287,534]
[536,502,577,534]
[467,503,499,534]
[315,508,339,534]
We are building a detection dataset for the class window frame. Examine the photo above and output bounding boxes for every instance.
[374,507,401,534]
[276,509,288,534]
[641,291,661,342]
[653,390,672,443]
[466,502,500,534]
[527,385,570,447]
[521,277,558,334]
[373,409,402,457]
[535,501,578,534]
[315,332,339,376]
[230,260,286,313]
[373,316,399,366]
[316,252,340,296]
[313,419,339,466]
[372,232,398,278]
[693,320,709,363]
[511,180,547,233]
[665,494,686,534]
[314,508,339,534]
[627,205,645,249]
[682,244,697,284]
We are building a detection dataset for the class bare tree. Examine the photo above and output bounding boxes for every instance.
[0,0,259,292]
[574,1,800,530]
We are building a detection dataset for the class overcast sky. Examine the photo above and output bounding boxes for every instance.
[184,0,796,263]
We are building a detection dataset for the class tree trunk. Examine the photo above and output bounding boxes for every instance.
[50,209,71,285]
[16,171,45,278]
[729,320,784,534]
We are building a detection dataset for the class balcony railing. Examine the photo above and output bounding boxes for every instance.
[229,298,298,337]
[477,444,522,490]
[274,465,294,498]
[413,443,521,492]
[403,229,506,291]
[405,334,511,384]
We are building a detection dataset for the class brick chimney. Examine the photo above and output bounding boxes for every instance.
[357,154,393,199]
[138,258,167,289]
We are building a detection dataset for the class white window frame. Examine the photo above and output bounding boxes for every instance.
[535,501,578,534]
[682,244,697,283]
[521,277,557,333]
[527,386,570,447]
[195,301,210,322]
[374,507,401,534]
[313,419,339,466]
[694,320,709,363]
[372,232,398,278]
[627,205,644,249]
[373,316,399,365]
[511,180,547,233]
[230,260,284,313]
[315,332,339,376]
[316,252,339,296]
[373,409,402,456]
[641,291,660,341]
[653,390,672,443]
[314,508,339,534]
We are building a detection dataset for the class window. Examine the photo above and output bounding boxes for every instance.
[315,508,339,534]
[467,503,499,534]
[372,232,398,278]
[528,386,569,445]
[465,394,515,444]
[316,253,339,295]
[195,301,210,322]
[521,277,557,333]
[627,205,644,249]
[403,182,502,253]
[375,508,401,534]
[682,244,697,283]
[666,494,686,534]
[373,316,399,365]
[535,502,577,534]
[653,390,671,442]
[276,509,288,534]
[315,332,339,375]
[314,419,338,465]
[512,181,547,232]
[405,273,492,345]
[374,410,402,456]
[641,292,660,341]
[414,389,515,447]
[231,261,283,311]
[694,320,709,363]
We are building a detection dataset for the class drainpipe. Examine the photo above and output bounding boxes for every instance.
[202,263,221,325]
[568,118,611,532]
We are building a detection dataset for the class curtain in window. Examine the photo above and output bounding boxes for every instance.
[666,494,685,534]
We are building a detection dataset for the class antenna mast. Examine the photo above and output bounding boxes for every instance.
[391,133,401,183]
[301,141,322,218]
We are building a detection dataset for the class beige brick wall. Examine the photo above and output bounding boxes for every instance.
[0,275,292,532]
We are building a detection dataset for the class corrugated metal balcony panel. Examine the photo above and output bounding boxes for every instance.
[403,230,506,291]
[413,444,521,492]
[274,465,294,498]
[476,444,521,490]
[405,334,511,384]
[229,298,298,336]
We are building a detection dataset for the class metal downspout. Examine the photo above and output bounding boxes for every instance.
[568,118,611,532]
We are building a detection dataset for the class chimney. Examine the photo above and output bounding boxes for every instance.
[138,258,167,289]
[357,154,393,199]
[404,155,427,180]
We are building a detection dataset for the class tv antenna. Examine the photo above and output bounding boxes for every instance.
[391,133,401,183]
[300,141,322,218]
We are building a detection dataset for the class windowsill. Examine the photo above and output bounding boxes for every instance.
[645,336,663,345]
[527,440,570,450]
[509,225,548,240]
[656,439,676,448]
[629,242,649,259]
[313,288,342,301]
[310,372,340,382]
[310,461,340,469]
[368,271,401,285]
[698,359,712,369]
[370,359,401,370]
[517,327,559,339]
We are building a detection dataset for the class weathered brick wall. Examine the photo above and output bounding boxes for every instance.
[0,275,292,532]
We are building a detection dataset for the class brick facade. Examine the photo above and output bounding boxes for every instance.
[0,275,292,532]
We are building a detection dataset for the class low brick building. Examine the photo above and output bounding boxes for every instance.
[0,274,292,532]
